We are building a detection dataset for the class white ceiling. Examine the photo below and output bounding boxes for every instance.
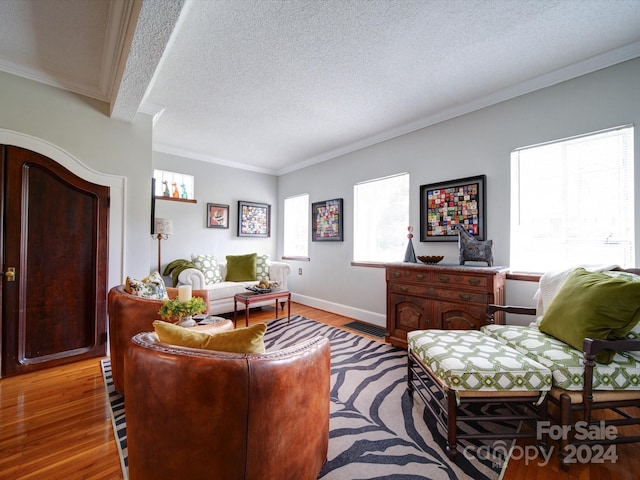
[1,0,640,175]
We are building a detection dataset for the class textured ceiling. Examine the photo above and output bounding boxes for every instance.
[1,0,640,175]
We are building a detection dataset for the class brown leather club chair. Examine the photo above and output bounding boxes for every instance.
[107,284,231,395]
[124,331,331,480]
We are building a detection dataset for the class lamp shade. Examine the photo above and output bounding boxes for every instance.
[154,218,173,236]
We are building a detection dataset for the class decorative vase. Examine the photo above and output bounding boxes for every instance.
[176,316,197,327]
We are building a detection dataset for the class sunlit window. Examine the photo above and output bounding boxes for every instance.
[510,126,634,272]
[354,173,409,262]
[283,193,309,259]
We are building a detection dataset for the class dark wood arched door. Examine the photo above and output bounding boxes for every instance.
[1,146,109,377]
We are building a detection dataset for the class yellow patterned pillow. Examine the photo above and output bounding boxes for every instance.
[153,321,267,354]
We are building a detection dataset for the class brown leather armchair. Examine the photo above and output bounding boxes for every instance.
[107,285,232,394]
[124,331,330,480]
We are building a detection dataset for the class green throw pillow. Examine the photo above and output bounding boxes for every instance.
[225,253,257,281]
[153,321,267,354]
[539,268,640,363]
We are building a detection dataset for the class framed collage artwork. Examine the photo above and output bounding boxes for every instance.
[207,203,229,229]
[419,175,486,242]
[312,198,343,241]
[237,201,271,237]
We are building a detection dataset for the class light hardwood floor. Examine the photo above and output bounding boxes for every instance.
[0,302,638,479]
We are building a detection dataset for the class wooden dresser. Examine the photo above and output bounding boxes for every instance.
[385,262,508,348]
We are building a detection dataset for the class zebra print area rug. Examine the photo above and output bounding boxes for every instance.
[102,315,507,480]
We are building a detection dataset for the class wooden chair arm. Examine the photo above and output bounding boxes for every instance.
[487,304,537,315]
[486,304,536,324]
[583,337,640,355]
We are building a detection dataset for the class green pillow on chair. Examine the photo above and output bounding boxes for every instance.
[225,253,257,281]
[539,268,640,363]
[154,320,267,354]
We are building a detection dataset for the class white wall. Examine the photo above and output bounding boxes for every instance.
[152,151,278,280]
[277,58,640,326]
[0,71,153,285]
[2,57,639,327]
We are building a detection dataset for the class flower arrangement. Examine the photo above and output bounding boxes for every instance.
[158,297,207,323]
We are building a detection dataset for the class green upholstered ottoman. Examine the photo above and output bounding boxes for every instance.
[407,329,552,459]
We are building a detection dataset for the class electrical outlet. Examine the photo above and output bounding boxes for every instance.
[298,268,303,275]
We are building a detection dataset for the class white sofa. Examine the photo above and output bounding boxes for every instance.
[177,259,291,315]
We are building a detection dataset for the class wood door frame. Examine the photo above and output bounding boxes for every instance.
[0,130,126,376]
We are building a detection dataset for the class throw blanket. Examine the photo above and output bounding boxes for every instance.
[163,259,196,287]
[533,264,619,321]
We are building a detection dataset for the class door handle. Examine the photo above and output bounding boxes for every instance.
[5,267,15,281]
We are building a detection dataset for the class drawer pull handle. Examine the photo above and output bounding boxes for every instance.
[400,286,408,292]
[393,272,401,278]
[416,274,425,280]
[459,294,471,301]
[439,276,449,283]
[468,279,481,286]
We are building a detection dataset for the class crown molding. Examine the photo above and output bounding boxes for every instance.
[276,42,640,176]
[153,143,278,176]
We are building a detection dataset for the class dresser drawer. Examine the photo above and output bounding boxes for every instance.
[388,282,432,296]
[431,272,487,289]
[432,288,488,304]
[388,268,431,284]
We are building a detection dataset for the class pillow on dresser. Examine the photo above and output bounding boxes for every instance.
[226,253,257,282]
[539,268,640,363]
[125,271,168,299]
[191,254,223,284]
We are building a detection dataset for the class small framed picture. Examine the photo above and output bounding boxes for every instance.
[207,203,229,229]
[238,201,271,237]
[312,198,343,241]
[419,175,486,242]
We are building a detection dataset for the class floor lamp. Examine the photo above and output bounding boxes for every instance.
[153,218,173,272]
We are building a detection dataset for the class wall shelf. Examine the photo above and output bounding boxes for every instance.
[155,196,197,204]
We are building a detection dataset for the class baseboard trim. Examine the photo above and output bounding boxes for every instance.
[291,293,386,327]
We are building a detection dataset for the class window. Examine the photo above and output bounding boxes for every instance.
[153,169,195,200]
[354,173,410,262]
[283,193,309,259]
[510,126,634,273]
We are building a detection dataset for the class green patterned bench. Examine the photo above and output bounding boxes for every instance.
[407,329,552,459]
[484,267,640,471]
[482,324,640,392]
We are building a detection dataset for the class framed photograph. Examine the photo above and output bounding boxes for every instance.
[207,203,229,229]
[312,198,343,241]
[238,201,270,237]
[419,175,486,242]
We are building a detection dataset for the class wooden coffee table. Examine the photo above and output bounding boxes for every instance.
[233,290,291,328]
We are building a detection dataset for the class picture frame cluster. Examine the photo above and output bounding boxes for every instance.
[206,201,271,238]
